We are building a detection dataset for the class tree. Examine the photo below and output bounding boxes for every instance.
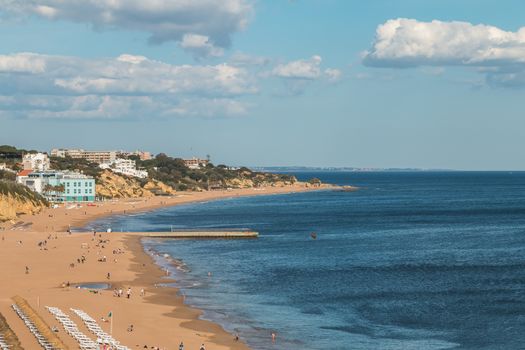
[43,184,65,202]
[309,178,322,187]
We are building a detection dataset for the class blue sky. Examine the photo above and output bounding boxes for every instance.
[2,0,525,170]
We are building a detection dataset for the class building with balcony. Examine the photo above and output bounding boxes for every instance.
[22,153,50,171]
[99,158,148,178]
[51,148,117,164]
[17,170,96,202]
[184,157,209,169]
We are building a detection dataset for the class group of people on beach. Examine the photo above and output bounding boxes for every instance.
[37,239,48,250]
[111,287,145,298]
[112,287,131,298]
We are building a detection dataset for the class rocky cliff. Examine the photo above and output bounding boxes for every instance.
[95,170,176,198]
[0,182,48,222]
[222,172,298,189]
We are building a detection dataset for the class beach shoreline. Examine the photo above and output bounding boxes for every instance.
[2,183,335,233]
[0,184,335,349]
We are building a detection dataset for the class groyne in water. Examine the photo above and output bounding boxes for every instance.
[88,230,259,238]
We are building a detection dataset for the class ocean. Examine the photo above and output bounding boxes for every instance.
[82,172,525,350]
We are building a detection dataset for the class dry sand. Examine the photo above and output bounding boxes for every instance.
[0,184,332,349]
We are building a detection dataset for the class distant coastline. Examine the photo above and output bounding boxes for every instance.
[251,166,456,172]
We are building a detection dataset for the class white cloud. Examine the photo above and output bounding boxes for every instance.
[0,51,344,119]
[273,55,323,79]
[0,52,256,119]
[364,18,525,67]
[363,18,525,87]
[161,98,249,118]
[271,55,341,82]
[324,68,342,82]
[180,34,225,58]
[0,53,46,73]
[0,0,253,52]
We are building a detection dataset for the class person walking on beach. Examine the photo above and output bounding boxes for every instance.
[199,344,205,350]
[25,266,29,274]
[178,341,184,350]
[127,287,132,299]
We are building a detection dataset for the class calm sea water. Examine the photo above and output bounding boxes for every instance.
[83,172,525,350]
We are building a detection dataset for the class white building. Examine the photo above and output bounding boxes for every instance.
[184,157,209,169]
[16,169,43,192]
[99,158,148,178]
[22,153,50,171]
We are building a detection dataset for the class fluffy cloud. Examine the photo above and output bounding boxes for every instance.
[272,55,341,81]
[180,34,225,58]
[324,68,342,82]
[363,18,525,86]
[0,53,47,73]
[0,0,252,54]
[363,18,525,67]
[0,51,344,119]
[0,52,256,119]
[273,55,323,79]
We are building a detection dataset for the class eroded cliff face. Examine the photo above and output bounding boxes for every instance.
[95,170,177,198]
[0,192,47,222]
[224,174,299,189]
[142,180,177,195]
[96,170,153,198]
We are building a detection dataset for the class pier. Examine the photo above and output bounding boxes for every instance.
[126,230,259,238]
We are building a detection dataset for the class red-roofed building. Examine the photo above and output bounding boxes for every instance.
[16,169,41,192]
[17,169,33,177]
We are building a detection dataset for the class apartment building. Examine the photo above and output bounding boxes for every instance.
[22,152,50,171]
[51,148,117,164]
[17,170,96,202]
[184,157,209,169]
[99,158,148,178]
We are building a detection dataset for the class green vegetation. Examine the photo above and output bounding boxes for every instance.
[0,145,37,166]
[0,170,16,181]
[0,145,300,196]
[309,177,322,187]
[137,153,297,191]
[50,156,103,178]
[0,180,49,206]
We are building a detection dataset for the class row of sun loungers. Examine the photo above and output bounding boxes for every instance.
[0,312,22,350]
[0,335,12,350]
[7,298,129,350]
[11,296,67,350]
[70,309,129,350]
[11,304,57,350]
[46,307,98,350]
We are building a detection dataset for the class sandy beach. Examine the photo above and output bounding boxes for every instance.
[0,184,332,349]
